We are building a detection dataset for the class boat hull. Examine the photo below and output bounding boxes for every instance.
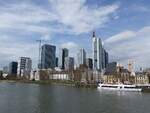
[97,84,142,92]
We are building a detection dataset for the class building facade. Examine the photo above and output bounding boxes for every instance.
[92,32,103,71]
[105,62,117,74]
[17,57,32,78]
[104,50,109,68]
[135,73,149,85]
[0,70,3,79]
[92,32,109,71]
[77,48,86,67]
[59,48,69,70]
[55,57,59,67]
[86,58,93,70]
[65,57,74,71]
[41,44,56,69]
[9,61,18,76]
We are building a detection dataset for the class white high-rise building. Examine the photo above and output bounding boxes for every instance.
[17,57,32,79]
[92,32,103,71]
[77,48,86,67]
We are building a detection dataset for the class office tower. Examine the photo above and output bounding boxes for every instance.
[105,62,117,74]
[41,44,56,69]
[17,57,32,78]
[104,50,109,68]
[77,48,86,67]
[59,48,69,69]
[86,58,93,69]
[9,61,18,76]
[55,57,59,67]
[102,48,109,69]
[92,32,103,71]
[0,70,2,78]
[102,48,105,69]
[65,57,74,71]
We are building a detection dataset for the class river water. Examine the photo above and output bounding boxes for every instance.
[0,82,150,113]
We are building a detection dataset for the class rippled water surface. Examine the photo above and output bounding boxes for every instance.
[0,82,150,113]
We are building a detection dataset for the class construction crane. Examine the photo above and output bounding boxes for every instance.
[36,39,51,69]
[36,39,45,69]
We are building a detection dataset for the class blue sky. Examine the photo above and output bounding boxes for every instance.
[0,0,150,70]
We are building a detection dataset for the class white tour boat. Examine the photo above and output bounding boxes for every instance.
[97,84,142,92]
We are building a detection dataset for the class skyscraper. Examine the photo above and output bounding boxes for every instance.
[104,50,109,68]
[17,57,32,78]
[41,44,56,69]
[86,58,93,69]
[92,32,103,71]
[9,61,18,76]
[65,57,74,71]
[77,48,86,67]
[102,48,109,69]
[59,48,69,69]
[105,62,117,74]
[55,57,59,67]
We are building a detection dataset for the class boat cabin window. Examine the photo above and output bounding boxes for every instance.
[101,86,118,88]
[124,87,136,89]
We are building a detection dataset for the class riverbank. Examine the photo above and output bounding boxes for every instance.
[0,79,97,88]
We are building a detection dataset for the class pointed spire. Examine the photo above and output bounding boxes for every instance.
[93,31,96,38]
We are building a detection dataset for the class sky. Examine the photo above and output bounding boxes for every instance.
[0,0,150,70]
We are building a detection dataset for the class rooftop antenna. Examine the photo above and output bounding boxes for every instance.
[93,31,96,38]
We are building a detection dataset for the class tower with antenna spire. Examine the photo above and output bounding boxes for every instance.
[92,31,103,71]
[92,31,109,71]
[93,31,96,38]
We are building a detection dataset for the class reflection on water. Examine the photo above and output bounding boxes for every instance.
[0,82,150,113]
[97,89,143,96]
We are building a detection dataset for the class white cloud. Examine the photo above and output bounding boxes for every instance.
[60,42,79,56]
[105,26,150,70]
[104,31,136,44]
[0,0,119,35]
[61,42,79,49]
[131,5,150,13]
[0,3,55,36]
[0,0,119,68]
[49,0,119,34]
[0,35,38,69]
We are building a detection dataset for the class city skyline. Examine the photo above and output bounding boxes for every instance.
[0,0,150,70]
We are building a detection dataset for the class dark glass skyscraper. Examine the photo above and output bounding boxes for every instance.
[55,57,59,67]
[104,50,109,68]
[59,48,69,69]
[65,57,74,70]
[41,44,56,69]
[102,48,109,69]
[9,61,18,76]
[105,62,117,74]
